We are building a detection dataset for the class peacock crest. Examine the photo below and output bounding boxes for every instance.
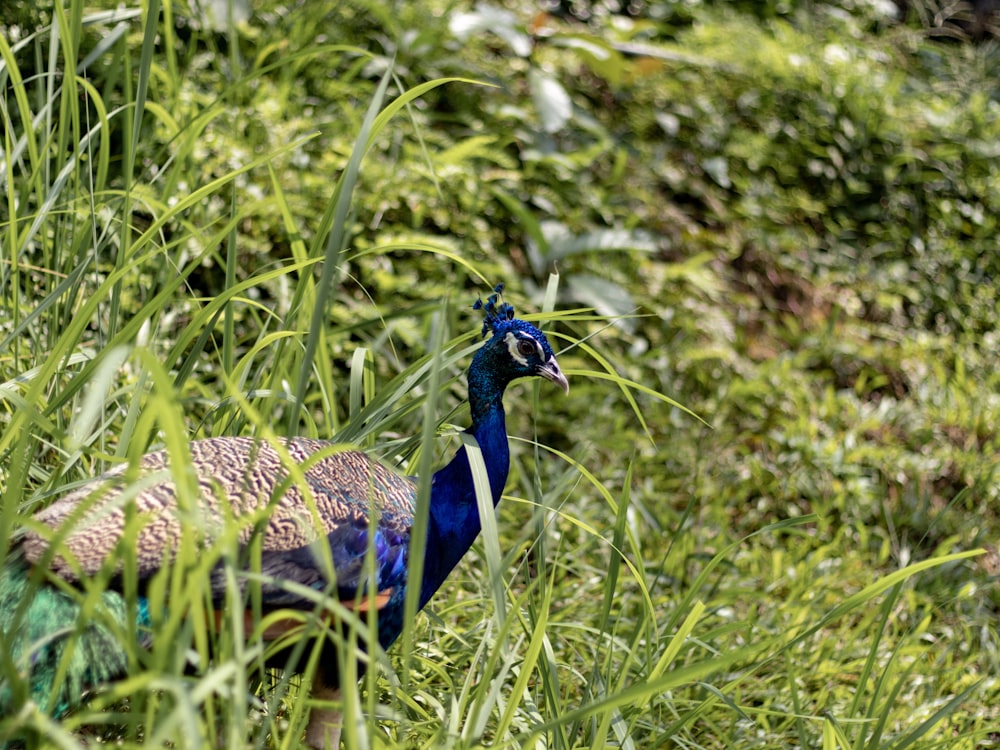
[474,283,517,338]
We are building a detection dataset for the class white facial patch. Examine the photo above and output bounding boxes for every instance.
[504,332,529,365]
[504,331,542,365]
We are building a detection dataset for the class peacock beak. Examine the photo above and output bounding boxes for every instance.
[538,356,569,395]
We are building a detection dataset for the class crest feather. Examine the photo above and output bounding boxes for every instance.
[473,283,516,338]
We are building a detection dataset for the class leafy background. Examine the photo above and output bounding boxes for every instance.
[1,0,999,747]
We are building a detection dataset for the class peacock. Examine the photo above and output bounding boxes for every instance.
[0,285,568,748]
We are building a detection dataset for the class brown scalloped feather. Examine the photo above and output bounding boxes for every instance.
[21,437,415,582]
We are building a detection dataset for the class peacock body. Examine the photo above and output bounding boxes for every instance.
[0,287,567,747]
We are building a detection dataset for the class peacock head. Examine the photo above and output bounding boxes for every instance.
[472,284,569,395]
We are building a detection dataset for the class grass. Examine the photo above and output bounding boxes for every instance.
[2,0,999,748]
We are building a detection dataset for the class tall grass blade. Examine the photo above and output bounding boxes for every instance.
[465,433,507,624]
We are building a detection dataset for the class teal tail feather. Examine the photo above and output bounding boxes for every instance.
[0,551,132,723]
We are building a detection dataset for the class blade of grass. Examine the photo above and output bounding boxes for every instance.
[288,65,393,433]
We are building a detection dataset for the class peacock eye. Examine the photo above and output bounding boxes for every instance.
[517,339,537,358]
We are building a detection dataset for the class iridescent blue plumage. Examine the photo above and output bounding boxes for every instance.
[0,286,568,748]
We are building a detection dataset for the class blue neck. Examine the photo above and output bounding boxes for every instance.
[417,355,511,608]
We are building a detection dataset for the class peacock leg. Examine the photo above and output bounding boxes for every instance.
[304,682,342,749]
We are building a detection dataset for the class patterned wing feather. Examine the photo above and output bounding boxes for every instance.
[22,437,417,599]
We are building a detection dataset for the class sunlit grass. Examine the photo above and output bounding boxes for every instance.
[2,1,999,749]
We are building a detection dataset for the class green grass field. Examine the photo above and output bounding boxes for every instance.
[2,0,998,747]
